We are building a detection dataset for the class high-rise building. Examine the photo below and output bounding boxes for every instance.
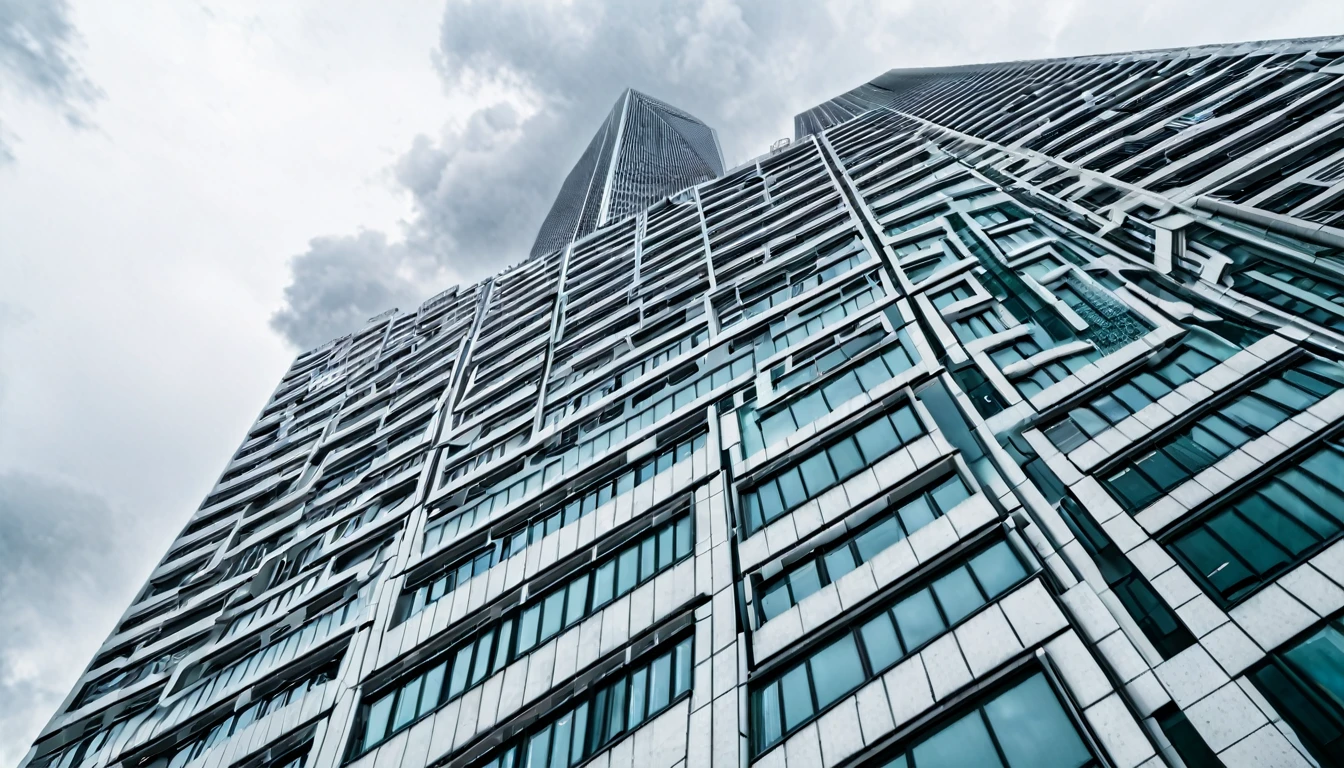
[24,35,1344,768]
[529,88,724,259]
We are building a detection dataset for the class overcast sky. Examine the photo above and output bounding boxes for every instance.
[2,0,1343,762]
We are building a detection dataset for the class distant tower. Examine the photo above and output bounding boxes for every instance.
[530,88,724,259]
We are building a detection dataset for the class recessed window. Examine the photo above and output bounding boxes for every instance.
[751,539,1029,752]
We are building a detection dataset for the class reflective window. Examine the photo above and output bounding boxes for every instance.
[1041,335,1232,452]
[1169,440,1344,605]
[1103,360,1344,512]
[1248,619,1344,765]
[876,673,1094,768]
[739,337,918,458]
[423,431,704,554]
[751,540,1029,753]
[355,514,693,755]
[477,636,694,768]
[742,404,925,534]
[758,474,973,621]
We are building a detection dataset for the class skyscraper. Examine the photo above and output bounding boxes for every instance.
[529,88,724,259]
[24,35,1344,768]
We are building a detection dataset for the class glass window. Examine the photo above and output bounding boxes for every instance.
[882,672,1094,768]
[362,695,393,750]
[893,588,945,650]
[354,514,693,755]
[861,614,904,671]
[810,636,865,709]
[757,473,974,620]
[743,407,925,533]
[932,568,982,624]
[799,453,838,493]
[751,540,1032,754]
[912,710,1000,768]
[1169,440,1344,604]
[829,438,865,479]
[391,675,422,730]
[1249,620,1344,765]
[1103,361,1341,512]
[968,543,1028,598]
[781,665,814,731]
[983,673,1093,768]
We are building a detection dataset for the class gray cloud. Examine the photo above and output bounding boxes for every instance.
[270,231,437,351]
[268,0,1338,350]
[0,0,100,163]
[0,471,143,767]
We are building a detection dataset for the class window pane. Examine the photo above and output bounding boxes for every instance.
[1279,471,1344,527]
[518,606,541,653]
[549,713,572,768]
[557,575,589,628]
[648,653,672,713]
[525,725,551,768]
[968,543,1027,598]
[675,517,693,559]
[1261,482,1339,541]
[606,683,626,741]
[893,589,945,650]
[363,694,394,749]
[828,438,865,479]
[571,703,590,764]
[985,673,1091,768]
[861,614,904,671]
[1106,466,1160,510]
[760,579,793,621]
[640,537,657,581]
[1091,395,1129,424]
[674,638,693,695]
[756,481,785,523]
[810,635,865,708]
[761,410,796,446]
[789,561,823,605]
[1172,527,1255,602]
[1044,420,1087,453]
[929,476,970,514]
[795,390,832,424]
[753,684,784,751]
[540,591,566,641]
[780,666,814,731]
[824,547,858,582]
[854,517,905,561]
[890,406,923,443]
[777,468,808,509]
[628,668,648,727]
[897,494,937,533]
[616,548,639,595]
[419,662,447,715]
[854,419,900,463]
[910,710,1000,768]
[823,372,863,406]
[799,452,838,495]
[1281,623,1344,711]
[932,567,983,624]
[1071,407,1109,437]
[592,562,615,608]
[448,644,473,697]
[1208,512,1291,576]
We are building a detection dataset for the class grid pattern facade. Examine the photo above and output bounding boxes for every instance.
[23,35,1344,768]
[529,89,724,260]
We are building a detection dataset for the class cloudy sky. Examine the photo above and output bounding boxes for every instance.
[2,0,1342,761]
